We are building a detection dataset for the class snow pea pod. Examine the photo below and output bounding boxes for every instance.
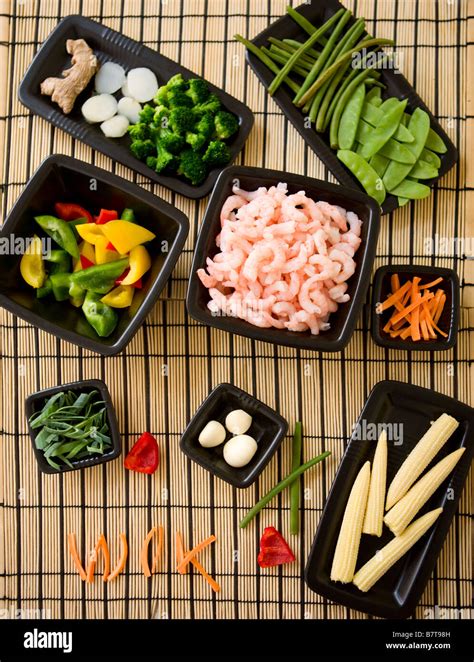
[338,83,366,150]
[365,87,382,105]
[409,159,438,179]
[420,148,441,168]
[34,215,80,259]
[383,107,430,191]
[370,153,390,177]
[330,68,379,149]
[361,101,414,142]
[398,197,410,207]
[337,149,386,205]
[424,128,447,153]
[360,99,407,159]
[356,120,416,163]
[390,178,431,199]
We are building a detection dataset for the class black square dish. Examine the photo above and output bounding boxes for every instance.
[179,383,288,488]
[0,154,189,355]
[25,379,121,474]
[18,15,254,199]
[186,165,380,352]
[305,380,474,619]
[371,265,459,351]
[246,0,458,214]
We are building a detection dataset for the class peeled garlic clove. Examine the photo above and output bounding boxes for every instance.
[95,62,126,94]
[223,435,257,468]
[198,420,226,448]
[225,409,252,435]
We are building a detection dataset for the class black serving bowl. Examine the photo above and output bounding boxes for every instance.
[0,154,189,355]
[187,165,380,351]
[179,383,288,488]
[371,265,459,351]
[25,379,121,474]
[18,15,254,199]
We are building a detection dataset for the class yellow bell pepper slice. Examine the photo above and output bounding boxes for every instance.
[20,235,46,288]
[75,223,105,245]
[101,285,134,308]
[95,236,122,265]
[101,220,155,254]
[120,245,151,285]
[74,241,97,271]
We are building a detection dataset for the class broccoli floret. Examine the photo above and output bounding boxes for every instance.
[154,85,169,107]
[193,93,222,117]
[168,88,194,108]
[186,78,210,105]
[178,149,207,185]
[195,113,215,140]
[128,122,150,141]
[214,110,239,140]
[147,144,178,174]
[202,140,232,167]
[138,104,155,123]
[153,74,188,107]
[159,127,185,154]
[167,73,188,91]
[168,107,196,134]
[185,130,207,152]
[130,139,155,161]
[153,105,169,127]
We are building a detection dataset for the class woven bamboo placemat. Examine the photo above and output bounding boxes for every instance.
[0,0,472,620]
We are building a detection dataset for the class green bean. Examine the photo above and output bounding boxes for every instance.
[290,422,302,535]
[337,149,386,205]
[297,37,394,107]
[338,83,366,149]
[330,68,379,149]
[389,178,431,199]
[421,148,441,168]
[314,20,367,129]
[234,35,300,94]
[425,127,447,153]
[361,100,414,142]
[239,450,331,528]
[409,159,439,179]
[360,98,407,159]
[268,9,346,95]
[294,10,352,105]
[370,153,390,177]
[383,107,430,190]
[282,38,322,60]
[286,5,329,44]
[356,119,416,163]
[268,39,317,67]
[263,47,313,77]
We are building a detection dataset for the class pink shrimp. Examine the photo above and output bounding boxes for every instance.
[220,195,247,224]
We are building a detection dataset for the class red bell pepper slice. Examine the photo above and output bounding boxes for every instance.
[115,268,142,289]
[54,202,93,224]
[106,241,118,252]
[95,209,118,224]
[80,255,94,269]
[257,527,295,568]
[124,432,159,475]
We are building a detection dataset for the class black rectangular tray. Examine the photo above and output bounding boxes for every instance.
[305,380,474,618]
[247,1,458,215]
[18,15,254,199]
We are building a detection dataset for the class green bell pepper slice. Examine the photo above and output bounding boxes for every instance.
[35,215,80,259]
[45,249,71,274]
[36,277,52,299]
[70,258,128,294]
[49,272,72,302]
[82,291,118,337]
[120,208,135,221]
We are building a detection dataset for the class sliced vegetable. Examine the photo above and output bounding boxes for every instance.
[119,245,151,285]
[82,291,118,337]
[67,533,87,581]
[140,526,163,578]
[101,220,156,254]
[95,209,118,224]
[75,222,105,245]
[35,215,80,259]
[86,533,110,582]
[257,527,296,568]
[71,258,129,293]
[107,533,129,582]
[124,431,159,474]
[101,284,134,308]
[20,235,46,288]
[176,535,217,574]
[55,202,93,224]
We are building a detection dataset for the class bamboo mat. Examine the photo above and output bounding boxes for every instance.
[0,0,472,621]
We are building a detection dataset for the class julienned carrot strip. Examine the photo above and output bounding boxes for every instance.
[176,532,188,575]
[391,273,400,293]
[190,557,221,593]
[67,533,87,581]
[433,293,446,325]
[400,326,412,339]
[419,276,443,290]
[411,280,421,341]
[86,534,110,583]
[378,280,411,312]
[141,527,158,578]
[107,533,128,582]
[390,292,434,326]
[420,319,430,341]
[176,535,217,574]
[151,526,164,574]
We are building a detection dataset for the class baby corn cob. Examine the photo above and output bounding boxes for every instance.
[363,430,388,537]
[353,507,443,592]
[385,414,459,510]
[384,447,465,536]
[330,461,371,583]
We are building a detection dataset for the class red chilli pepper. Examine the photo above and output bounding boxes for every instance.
[124,432,159,475]
[115,268,142,289]
[95,209,118,225]
[55,202,93,224]
[80,255,94,269]
[257,527,295,568]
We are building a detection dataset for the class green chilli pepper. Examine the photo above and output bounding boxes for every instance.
[360,99,408,160]
[34,215,80,259]
[45,249,71,275]
[383,108,431,191]
[120,208,136,221]
[70,258,128,294]
[337,149,386,205]
[82,291,118,338]
[338,83,366,150]
[49,272,72,302]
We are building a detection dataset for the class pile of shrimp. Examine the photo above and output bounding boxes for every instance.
[197,182,362,335]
